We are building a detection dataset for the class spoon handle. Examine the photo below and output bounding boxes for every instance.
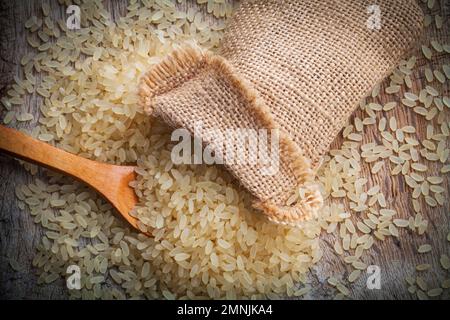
[0,124,101,181]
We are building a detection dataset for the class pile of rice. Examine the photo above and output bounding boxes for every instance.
[2,0,449,299]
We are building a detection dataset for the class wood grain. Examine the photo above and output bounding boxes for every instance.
[308,1,450,299]
[0,0,448,299]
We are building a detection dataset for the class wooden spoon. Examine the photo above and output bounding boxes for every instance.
[0,125,140,230]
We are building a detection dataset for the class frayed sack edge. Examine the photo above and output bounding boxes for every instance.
[139,44,323,227]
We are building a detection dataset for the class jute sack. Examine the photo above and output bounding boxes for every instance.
[140,0,423,226]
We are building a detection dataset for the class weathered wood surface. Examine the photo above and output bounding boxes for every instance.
[308,1,450,299]
[0,0,448,299]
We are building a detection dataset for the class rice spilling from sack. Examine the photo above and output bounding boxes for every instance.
[129,122,325,299]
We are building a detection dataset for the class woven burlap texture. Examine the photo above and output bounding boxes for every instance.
[140,0,423,226]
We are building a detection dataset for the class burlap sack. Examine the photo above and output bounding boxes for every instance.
[140,0,423,226]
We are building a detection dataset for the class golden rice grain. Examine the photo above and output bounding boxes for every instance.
[348,270,361,283]
[440,254,450,270]
[427,288,443,297]
[418,244,432,253]
[421,45,432,60]
[416,264,431,271]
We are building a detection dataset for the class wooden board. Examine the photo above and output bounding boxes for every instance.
[0,0,449,299]
[308,1,450,299]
